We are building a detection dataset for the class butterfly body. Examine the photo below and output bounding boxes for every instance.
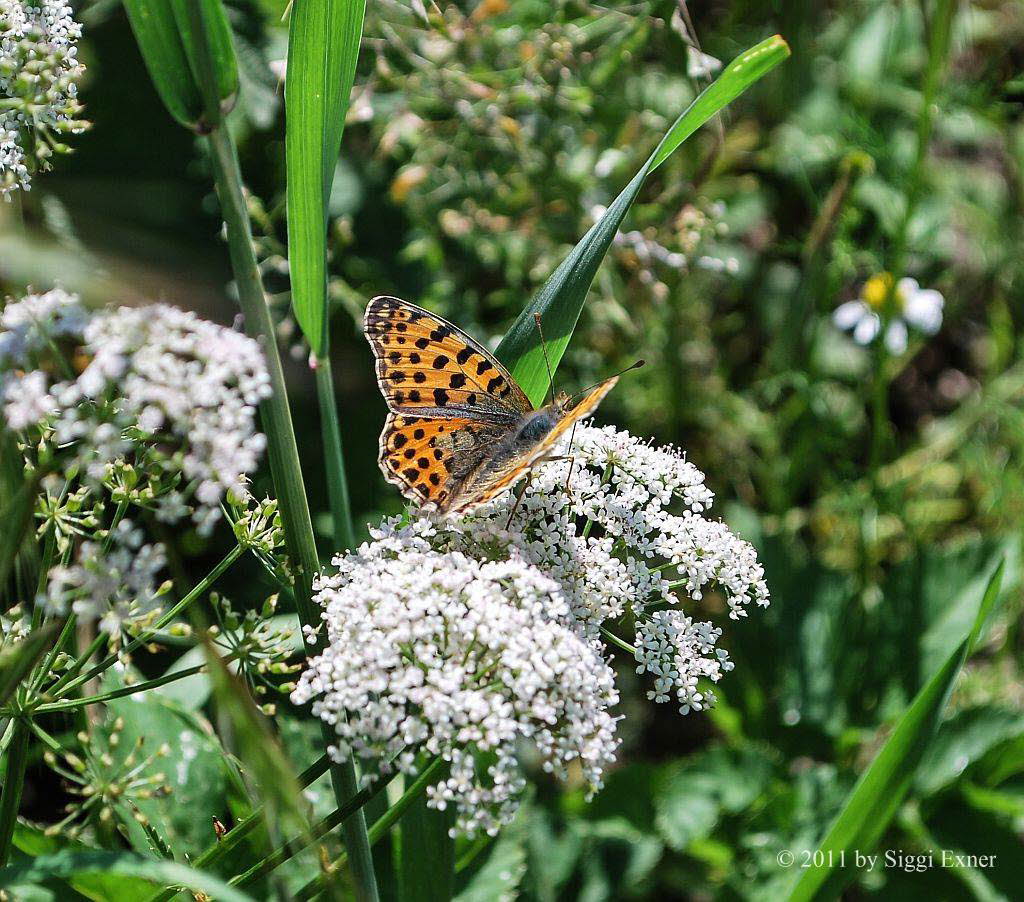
[364,296,616,513]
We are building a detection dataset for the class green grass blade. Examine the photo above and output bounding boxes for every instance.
[286,0,368,355]
[787,559,1006,902]
[0,850,256,902]
[399,788,455,902]
[123,0,205,130]
[170,0,240,128]
[495,34,790,405]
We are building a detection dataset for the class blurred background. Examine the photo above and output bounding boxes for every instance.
[4,0,1024,898]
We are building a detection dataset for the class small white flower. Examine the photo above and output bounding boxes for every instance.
[833,273,944,354]
[0,292,273,532]
[44,518,170,634]
[293,548,619,837]
[0,0,87,198]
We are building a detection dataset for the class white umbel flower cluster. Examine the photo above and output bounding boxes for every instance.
[297,423,769,834]
[45,519,170,635]
[0,1,86,197]
[292,547,619,836]
[0,289,272,532]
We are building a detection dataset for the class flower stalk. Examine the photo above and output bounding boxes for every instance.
[181,6,376,896]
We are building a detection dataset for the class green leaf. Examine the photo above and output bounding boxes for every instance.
[0,623,56,707]
[123,0,205,129]
[286,0,368,354]
[454,829,526,902]
[170,0,240,128]
[495,34,790,405]
[399,786,455,902]
[104,682,233,857]
[787,559,1005,902]
[0,851,256,902]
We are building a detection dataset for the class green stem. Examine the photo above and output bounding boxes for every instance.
[145,755,333,902]
[314,358,356,552]
[232,767,399,888]
[296,757,446,902]
[601,626,638,657]
[51,544,244,700]
[0,720,29,865]
[868,346,890,477]
[203,89,378,902]
[31,663,208,714]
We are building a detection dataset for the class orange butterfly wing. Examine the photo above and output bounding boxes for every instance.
[364,296,531,421]
[378,413,508,509]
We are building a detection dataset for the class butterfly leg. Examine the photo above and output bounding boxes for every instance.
[505,471,534,530]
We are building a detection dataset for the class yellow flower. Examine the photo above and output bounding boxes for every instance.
[861,272,894,311]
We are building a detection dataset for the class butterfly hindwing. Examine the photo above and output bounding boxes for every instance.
[379,412,508,509]
[365,296,531,421]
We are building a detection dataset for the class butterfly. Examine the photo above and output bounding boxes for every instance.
[364,295,620,514]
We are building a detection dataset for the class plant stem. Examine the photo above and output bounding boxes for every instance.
[203,102,378,902]
[601,626,638,657]
[145,755,333,902]
[31,663,208,714]
[314,357,357,552]
[0,719,29,865]
[296,757,446,902]
[232,768,399,888]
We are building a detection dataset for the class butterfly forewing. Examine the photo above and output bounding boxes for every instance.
[365,296,531,421]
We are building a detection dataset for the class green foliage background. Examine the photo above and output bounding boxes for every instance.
[2,0,1023,898]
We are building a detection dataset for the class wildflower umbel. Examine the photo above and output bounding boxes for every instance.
[292,549,619,837]
[43,717,171,840]
[44,518,171,636]
[296,424,769,835]
[0,290,272,532]
[0,1,87,197]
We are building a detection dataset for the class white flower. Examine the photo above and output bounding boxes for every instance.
[2,369,54,428]
[833,273,944,354]
[292,547,619,837]
[0,0,86,197]
[0,292,272,532]
[0,286,87,365]
[44,519,170,634]
[635,612,733,714]
[294,424,769,834]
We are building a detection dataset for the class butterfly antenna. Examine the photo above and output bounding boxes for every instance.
[533,313,557,406]
[568,359,646,406]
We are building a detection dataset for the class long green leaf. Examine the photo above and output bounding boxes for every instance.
[0,850,255,902]
[170,0,240,128]
[122,0,205,129]
[787,559,1005,901]
[286,0,368,355]
[495,34,790,404]
[399,785,455,902]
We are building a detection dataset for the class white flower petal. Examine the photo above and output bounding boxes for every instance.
[903,288,944,334]
[833,300,869,330]
[885,320,908,354]
[852,312,881,344]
